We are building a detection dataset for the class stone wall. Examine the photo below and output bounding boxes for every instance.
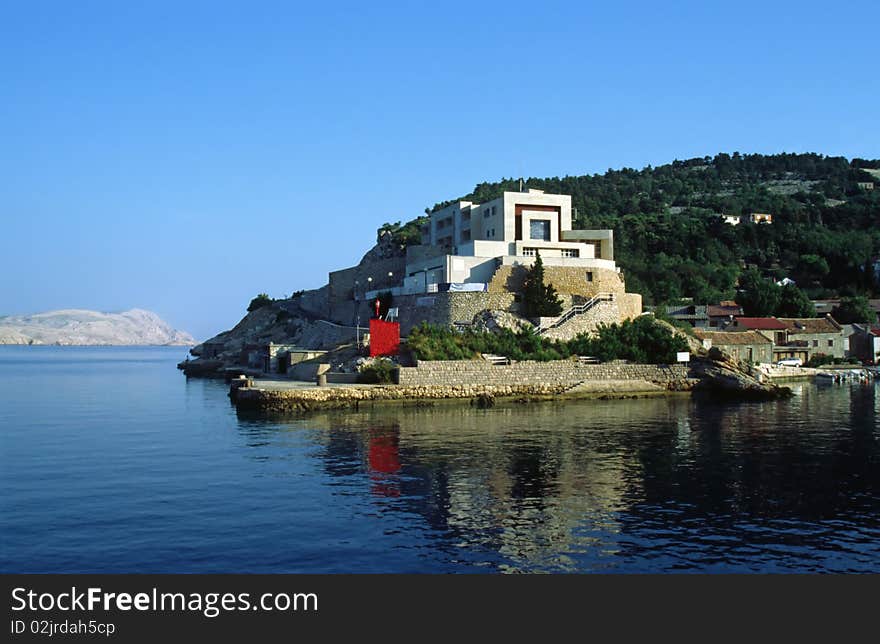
[540,301,621,340]
[393,292,519,335]
[328,255,407,323]
[296,285,330,318]
[616,292,642,321]
[488,264,628,298]
[397,359,689,388]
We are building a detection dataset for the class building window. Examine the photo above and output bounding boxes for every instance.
[562,249,579,258]
[586,271,593,282]
[828,339,834,347]
[484,209,491,218]
[491,205,496,216]
[523,248,537,257]
[813,339,819,347]
[530,219,551,241]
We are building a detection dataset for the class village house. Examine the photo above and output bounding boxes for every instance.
[693,329,773,364]
[726,316,788,341]
[653,304,709,328]
[722,214,741,226]
[857,181,874,191]
[749,212,773,224]
[707,302,743,328]
[811,298,880,318]
[725,316,847,363]
[777,317,847,362]
[327,189,642,337]
[846,324,880,365]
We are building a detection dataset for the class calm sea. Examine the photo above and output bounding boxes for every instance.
[1,346,878,573]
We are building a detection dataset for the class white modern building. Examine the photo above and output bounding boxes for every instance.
[399,189,618,293]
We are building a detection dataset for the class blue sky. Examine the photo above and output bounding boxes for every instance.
[1,0,878,340]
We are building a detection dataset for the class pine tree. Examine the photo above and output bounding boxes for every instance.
[522,251,563,318]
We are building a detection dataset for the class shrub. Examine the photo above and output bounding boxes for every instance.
[247,293,274,313]
[358,358,398,384]
[406,318,688,364]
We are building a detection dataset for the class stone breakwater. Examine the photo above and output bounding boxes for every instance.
[231,380,688,413]
[227,358,790,413]
[230,361,696,413]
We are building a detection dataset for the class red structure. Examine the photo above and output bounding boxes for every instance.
[369,319,400,357]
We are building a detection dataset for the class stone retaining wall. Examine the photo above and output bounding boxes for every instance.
[540,301,621,341]
[397,359,689,388]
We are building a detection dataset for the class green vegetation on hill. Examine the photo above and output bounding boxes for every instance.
[421,153,880,305]
[407,317,689,364]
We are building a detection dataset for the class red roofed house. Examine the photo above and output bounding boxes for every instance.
[726,315,848,364]
[727,317,787,338]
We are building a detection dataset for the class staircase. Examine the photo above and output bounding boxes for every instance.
[536,293,615,334]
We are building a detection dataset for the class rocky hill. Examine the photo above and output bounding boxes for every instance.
[0,309,195,346]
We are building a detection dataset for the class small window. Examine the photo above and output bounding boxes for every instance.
[562,249,579,258]
[586,271,593,282]
[492,205,496,215]
[828,339,834,347]
[523,248,537,257]
[813,339,819,347]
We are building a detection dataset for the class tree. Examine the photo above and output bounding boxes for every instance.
[775,284,816,318]
[796,254,830,282]
[735,268,780,316]
[521,251,563,318]
[832,296,877,324]
[247,293,273,313]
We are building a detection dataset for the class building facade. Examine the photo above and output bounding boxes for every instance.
[693,329,773,364]
[327,189,642,335]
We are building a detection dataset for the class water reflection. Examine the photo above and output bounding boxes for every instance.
[239,385,879,572]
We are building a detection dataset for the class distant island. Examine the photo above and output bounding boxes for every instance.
[0,309,195,346]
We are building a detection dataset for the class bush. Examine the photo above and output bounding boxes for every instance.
[806,354,859,368]
[247,293,274,313]
[358,359,398,384]
[406,317,688,364]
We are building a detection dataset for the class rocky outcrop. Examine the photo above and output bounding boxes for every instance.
[471,309,533,333]
[0,309,195,345]
[689,356,792,399]
[183,289,354,376]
